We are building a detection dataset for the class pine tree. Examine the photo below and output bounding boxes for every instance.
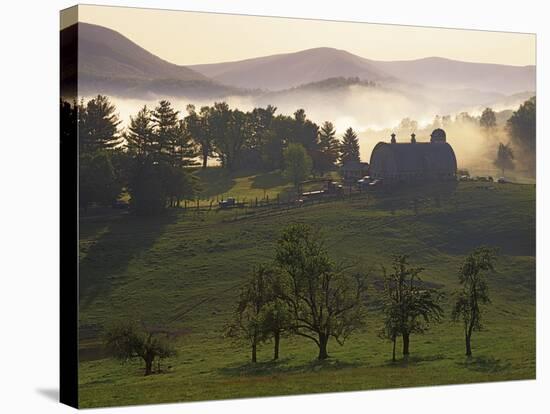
[340,127,360,164]
[126,105,154,157]
[173,119,198,168]
[316,121,340,175]
[79,95,122,153]
[151,100,180,158]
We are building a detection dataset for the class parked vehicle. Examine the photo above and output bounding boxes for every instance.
[219,197,235,208]
[357,175,372,185]
[325,181,344,194]
[369,179,383,187]
[497,177,511,184]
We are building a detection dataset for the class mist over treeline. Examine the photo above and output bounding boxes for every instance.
[65,92,534,215]
[78,91,535,177]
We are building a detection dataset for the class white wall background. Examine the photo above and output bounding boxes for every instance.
[0,0,546,412]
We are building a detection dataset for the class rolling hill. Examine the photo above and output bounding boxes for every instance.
[375,57,535,95]
[190,47,534,95]
[78,180,535,407]
[63,23,246,99]
[62,22,535,120]
[190,47,388,91]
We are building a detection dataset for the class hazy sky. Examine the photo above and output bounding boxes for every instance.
[65,5,535,66]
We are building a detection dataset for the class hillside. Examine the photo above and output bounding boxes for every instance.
[190,47,535,94]
[78,180,535,407]
[190,47,387,90]
[65,23,535,106]
[375,57,535,95]
[64,23,245,99]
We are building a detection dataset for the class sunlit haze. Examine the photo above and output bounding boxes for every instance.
[69,5,535,66]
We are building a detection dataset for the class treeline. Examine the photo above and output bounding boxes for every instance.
[62,95,362,214]
[392,97,536,177]
[227,224,497,364]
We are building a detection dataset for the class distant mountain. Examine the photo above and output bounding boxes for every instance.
[190,48,534,95]
[189,47,388,91]
[63,23,535,105]
[63,23,245,99]
[374,57,535,95]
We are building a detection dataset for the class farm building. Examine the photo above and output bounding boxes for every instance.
[369,129,457,183]
[341,160,370,183]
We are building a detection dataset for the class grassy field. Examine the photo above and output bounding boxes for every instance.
[78,175,536,408]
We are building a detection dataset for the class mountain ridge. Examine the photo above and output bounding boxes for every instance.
[64,22,535,100]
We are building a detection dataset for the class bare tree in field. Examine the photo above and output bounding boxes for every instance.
[380,255,444,361]
[275,224,368,360]
[452,247,497,357]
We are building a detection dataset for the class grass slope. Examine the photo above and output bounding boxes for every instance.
[78,179,535,408]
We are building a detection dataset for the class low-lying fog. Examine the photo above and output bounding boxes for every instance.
[87,85,532,177]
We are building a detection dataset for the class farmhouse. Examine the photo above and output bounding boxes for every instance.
[369,129,457,183]
[341,160,370,183]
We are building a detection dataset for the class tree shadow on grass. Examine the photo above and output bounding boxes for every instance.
[79,210,178,309]
[219,357,360,377]
[456,356,511,373]
[382,354,446,368]
[195,168,237,199]
[251,170,289,190]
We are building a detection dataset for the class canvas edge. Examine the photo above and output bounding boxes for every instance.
[60,4,79,409]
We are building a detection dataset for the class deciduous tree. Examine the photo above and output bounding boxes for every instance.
[283,143,312,190]
[275,224,368,360]
[494,143,515,176]
[380,255,443,360]
[226,265,275,363]
[480,107,497,132]
[452,247,497,357]
[104,321,176,376]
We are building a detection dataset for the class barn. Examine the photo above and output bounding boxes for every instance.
[369,129,457,183]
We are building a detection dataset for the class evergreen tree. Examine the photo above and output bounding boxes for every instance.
[291,109,319,156]
[126,105,155,157]
[79,95,122,153]
[151,100,179,158]
[316,121,340,175]
[340,127,361,164]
